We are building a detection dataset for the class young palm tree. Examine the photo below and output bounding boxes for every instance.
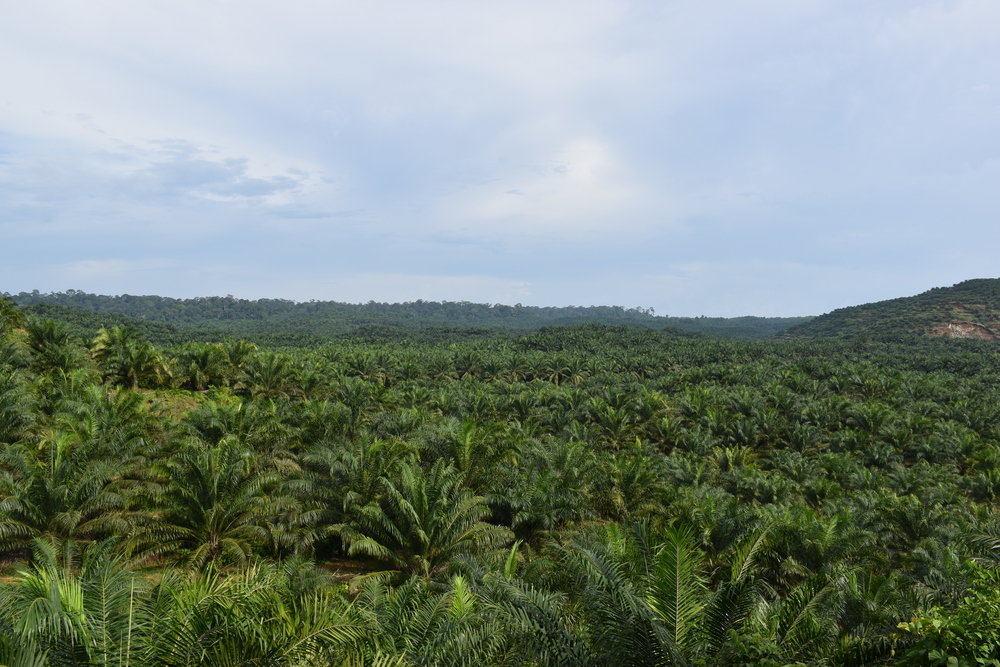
[90,327,170,389]
[339,459,512,578]
[0,432,135,556]
[141,563,366,667]
[0,539,143,667]
[126,440,298,570]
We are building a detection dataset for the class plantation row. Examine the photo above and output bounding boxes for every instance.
[3,300,1000,665]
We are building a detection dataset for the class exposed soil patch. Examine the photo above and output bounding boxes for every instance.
[929,321,1000,340]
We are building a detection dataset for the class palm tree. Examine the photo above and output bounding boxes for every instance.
[0,432,135,556]
[338,459,512,577]
[220,337,259,388]
[245,350,298,400]
[126,440,298,570]
[430,418,519,495]
[0,539,143,667]
[354,574,509,666]
[302,438,416,520]
[0,371,34,447]
[25,318,87,375]
[141,563,366,667]
[0,297,25,335]
[508,438,596,543]
[176,342,228,391]
[183,399,293,455]
[591,440,671,522]
[91,327,170,389]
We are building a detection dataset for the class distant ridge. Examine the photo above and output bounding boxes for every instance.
[5,290,810,340]
[779,278,1000,340]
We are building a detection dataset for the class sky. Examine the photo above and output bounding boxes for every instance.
[1,0,999,316]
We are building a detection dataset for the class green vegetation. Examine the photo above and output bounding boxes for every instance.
[781,278,1000,341]
[4,289,1000,664]
[7,290,811,340]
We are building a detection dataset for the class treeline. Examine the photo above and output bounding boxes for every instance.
[7,289,812,339]
[4,298,1000,665]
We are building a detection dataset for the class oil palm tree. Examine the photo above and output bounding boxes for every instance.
[430,418,519,495]
[125,440,298,570]
[25,318,87,375]
[0,297,25,335]
[90,327,170,389]
[141,563,366,667]
[338,459,512,577]
[0,432,135,556]
[0,371,34,446]
[0,539,143,667]
[246,351,297,400]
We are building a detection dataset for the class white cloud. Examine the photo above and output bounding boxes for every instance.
[2,0,1000,312]
[437,137,654,238]
[54,258,177,281]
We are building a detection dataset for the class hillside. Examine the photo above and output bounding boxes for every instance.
[780,278,1000,340]
[6,290,811,340]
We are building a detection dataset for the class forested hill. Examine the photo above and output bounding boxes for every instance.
[6,290,811,340]
[780,278,1000,340]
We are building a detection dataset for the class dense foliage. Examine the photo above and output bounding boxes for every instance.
[3,295,1000,665]
[781,278,1000,341]
[8,290,811,340]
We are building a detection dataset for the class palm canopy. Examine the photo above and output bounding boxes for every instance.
[339,459,513,578]
[90,326,170,389]
[0,432,134,556]
[140,563,367,667]
[126,440,300,570]
[0,542,368,667]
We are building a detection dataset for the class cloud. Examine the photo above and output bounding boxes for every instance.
[437,137,653,239]
[1,1,1000,313]
[308,273,533,306]
[56,258,178,281]
[122,141,305,202]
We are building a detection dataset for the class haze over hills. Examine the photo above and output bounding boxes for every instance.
[780,278,1000,341]
[5,290,811,342]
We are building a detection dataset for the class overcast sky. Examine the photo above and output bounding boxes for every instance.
[2,0,998,316]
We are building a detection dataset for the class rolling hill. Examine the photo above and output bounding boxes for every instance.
[779,278,1000,340]
[6,290,811,341]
